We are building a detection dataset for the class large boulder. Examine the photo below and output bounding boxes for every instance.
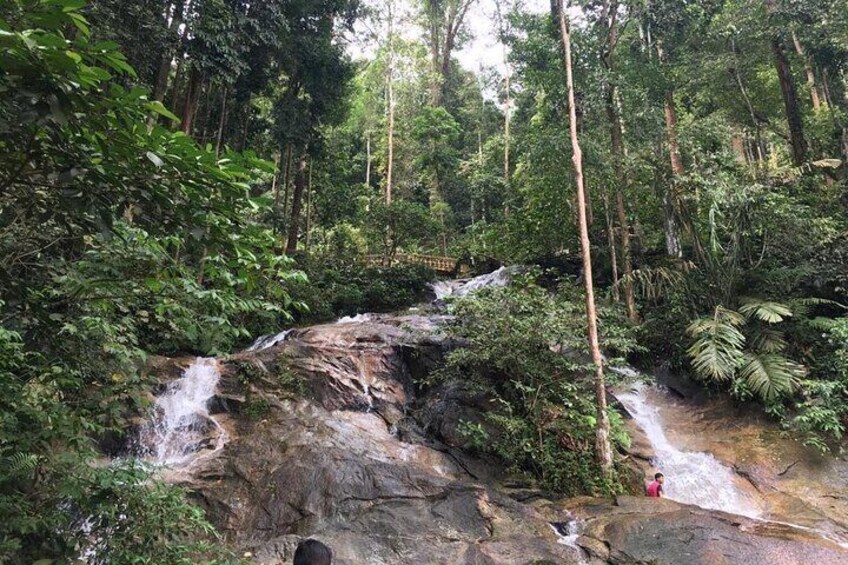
[174,315,580,564]
[571,496,848,565]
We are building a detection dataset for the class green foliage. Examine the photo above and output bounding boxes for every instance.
[0,329,226,562]
[243,398,271,420]
[687,299,805,403]
[791,316,848,450]
[290,260,435,323]
[0,2,299,559]
[436,273,641,496]
[364,199,439,258]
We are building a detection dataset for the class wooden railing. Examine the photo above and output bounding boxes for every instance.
[365,253,468,275]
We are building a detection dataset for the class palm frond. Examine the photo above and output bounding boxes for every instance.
[616,264,692,301]
[738,352,804,403]
[686,306,746,381]
[789,297,848,318]
[739,299,793,324]
[749,327,787,353]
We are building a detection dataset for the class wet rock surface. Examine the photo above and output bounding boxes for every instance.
[148,313,848,564]
[619,374,848,535]
[571,496,848,565]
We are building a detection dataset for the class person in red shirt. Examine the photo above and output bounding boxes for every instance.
[646,472,664,497]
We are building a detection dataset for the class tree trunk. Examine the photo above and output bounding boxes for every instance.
[821,67,834,107]
[556,0,614,477]
[180,69,201,135]
[305,159,313,251]
[791,31,821,111]
[215,87,228,157]
[365,132,371,188]
[605,87,638,321]
[663,89,684,176]
[169,53,185,116]
[385,0,395,204]
[660,81,684,258]
[279,144,293,238]
[271,151,281,212]
[765,1,807,165]
[152,0,186,103]
[602,188,620,303]
[599,0,637,321]
[286,153,308,255]
[771,36,807,165]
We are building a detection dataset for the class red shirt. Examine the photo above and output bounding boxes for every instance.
[646,480,663,497]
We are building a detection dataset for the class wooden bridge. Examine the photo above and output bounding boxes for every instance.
[365,253,469,275]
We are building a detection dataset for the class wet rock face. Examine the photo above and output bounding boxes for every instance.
[180,315,580,564]
[154,313,848,564]
[573,496,848,565]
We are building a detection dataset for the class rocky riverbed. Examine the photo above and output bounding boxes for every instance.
[135,304,848,564]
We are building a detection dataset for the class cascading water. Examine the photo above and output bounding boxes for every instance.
[336,313,373,324]
[550,517,588,564]
[431,266,511,300]
[136,357,227,465]
[247,329,293,352]
[616,382,761,517]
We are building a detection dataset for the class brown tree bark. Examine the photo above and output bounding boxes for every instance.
[602,188,620,303]
[278,144,293,238]
[215,87,229,157]
[791,31,821,111]
[425,0,474,106]
[771,37,807,165]
[599,0,637,322]
[656,39,684,258]
[180,69,201,135]
[285,153,308,255]
[556,0,614,477]
[765,1,807,165]
[152,0,186,103]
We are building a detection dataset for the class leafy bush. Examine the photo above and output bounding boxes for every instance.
[289,261,435,324]
[434,273,640,496]
[0,2,297,559]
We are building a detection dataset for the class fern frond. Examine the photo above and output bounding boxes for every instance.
[1,452,38,477]
[738,352,804,402]
[806,317,839,332]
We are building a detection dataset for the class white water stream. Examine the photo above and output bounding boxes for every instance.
[137,357,227,465]
[247,329,293,351]
[616,382,762,517]
[431,266,511,300]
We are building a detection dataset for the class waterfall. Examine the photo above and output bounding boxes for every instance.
[137,357,227,465]
[616,382,761,517]
[247,329,293,352]
[336,313,373,324]
[550,517,588,564]
[431,266,511,300]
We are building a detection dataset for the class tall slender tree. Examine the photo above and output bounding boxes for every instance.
[555,0,614,477]
[765,0,807,165]
[597,0,637,321]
